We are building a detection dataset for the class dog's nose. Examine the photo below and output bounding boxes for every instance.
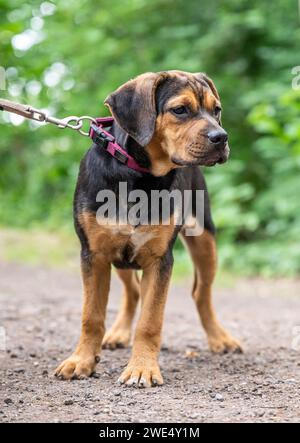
[208,130,228,146]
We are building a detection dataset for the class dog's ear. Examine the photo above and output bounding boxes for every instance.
[194,73,220,101]
[105,72,167,147]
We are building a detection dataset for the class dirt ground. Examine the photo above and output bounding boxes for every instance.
[0,261,299,423]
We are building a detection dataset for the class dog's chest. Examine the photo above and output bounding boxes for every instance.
[110,225,157,264]
[80,212,175,268]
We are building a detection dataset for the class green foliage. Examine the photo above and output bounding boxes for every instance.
[0,0,299,276]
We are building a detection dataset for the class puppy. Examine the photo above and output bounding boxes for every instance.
[55,71,242,387]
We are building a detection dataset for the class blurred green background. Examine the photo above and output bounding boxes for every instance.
[0,0,300,277]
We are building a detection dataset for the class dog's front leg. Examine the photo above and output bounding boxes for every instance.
[118,254,173,388]
[55,254,111,380]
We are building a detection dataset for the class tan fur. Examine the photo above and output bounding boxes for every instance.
[100,229,242,362]
[55,211,177,383]
[55,256,111,379]
[102,270,140,349]
[181,230,242,353]
[146,83,221,176]
[167,88,200,113]
[79,212,176,268]
[118,258,172,387]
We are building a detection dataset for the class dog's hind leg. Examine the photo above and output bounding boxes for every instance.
[102,269,140,350]
[182,230,243,354]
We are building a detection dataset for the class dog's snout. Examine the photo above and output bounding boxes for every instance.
[207,130,228,146]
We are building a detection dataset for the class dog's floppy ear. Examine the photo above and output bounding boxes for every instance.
[194,73,220,101]
[105,72,167,147]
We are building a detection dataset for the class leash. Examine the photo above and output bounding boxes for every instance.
[0,98,149,174]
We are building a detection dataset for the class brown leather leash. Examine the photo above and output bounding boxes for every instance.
[0,98,150,173]
[0,98,96,136]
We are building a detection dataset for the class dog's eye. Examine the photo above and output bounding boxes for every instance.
[171,106,188,115]
[214,106,222,118]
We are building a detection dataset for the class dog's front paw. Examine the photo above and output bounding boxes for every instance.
[54,354,100,380]
[118,358,163,388]
[208,329,243,354]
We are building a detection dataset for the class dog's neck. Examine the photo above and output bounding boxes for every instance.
[82,121,179,213]
[109,121,151,172]
[109,121,178,177]
[90,120,178,188]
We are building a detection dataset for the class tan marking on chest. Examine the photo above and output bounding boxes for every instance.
[79,212,176,267]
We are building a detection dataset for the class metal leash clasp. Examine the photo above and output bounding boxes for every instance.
[53,115,97,136]
[0,99,96,137]
[31,108,97,136]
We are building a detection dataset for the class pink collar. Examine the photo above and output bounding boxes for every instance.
[89,117,150,174]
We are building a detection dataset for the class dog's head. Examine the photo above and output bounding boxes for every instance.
[105,71,230,176]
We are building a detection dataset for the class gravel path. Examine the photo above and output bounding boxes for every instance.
[0,261,300,423]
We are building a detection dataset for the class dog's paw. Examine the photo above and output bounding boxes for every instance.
[102,328,131,350]
[208,330,243,354]
[118,359,163,388]
[54,354,100,380]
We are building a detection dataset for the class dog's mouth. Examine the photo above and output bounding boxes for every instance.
[171,151,229,168]
[204,155,228,167]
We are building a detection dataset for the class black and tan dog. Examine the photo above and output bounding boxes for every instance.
[55,71,242,387]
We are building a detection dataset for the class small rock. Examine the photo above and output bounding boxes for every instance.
[4,398,13,405]
[214,394,224,402]
[104,368,118,376]
[64,400,74,406]
[127,401,137,406]
[187,413,200,419]
[91,372,101,379]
